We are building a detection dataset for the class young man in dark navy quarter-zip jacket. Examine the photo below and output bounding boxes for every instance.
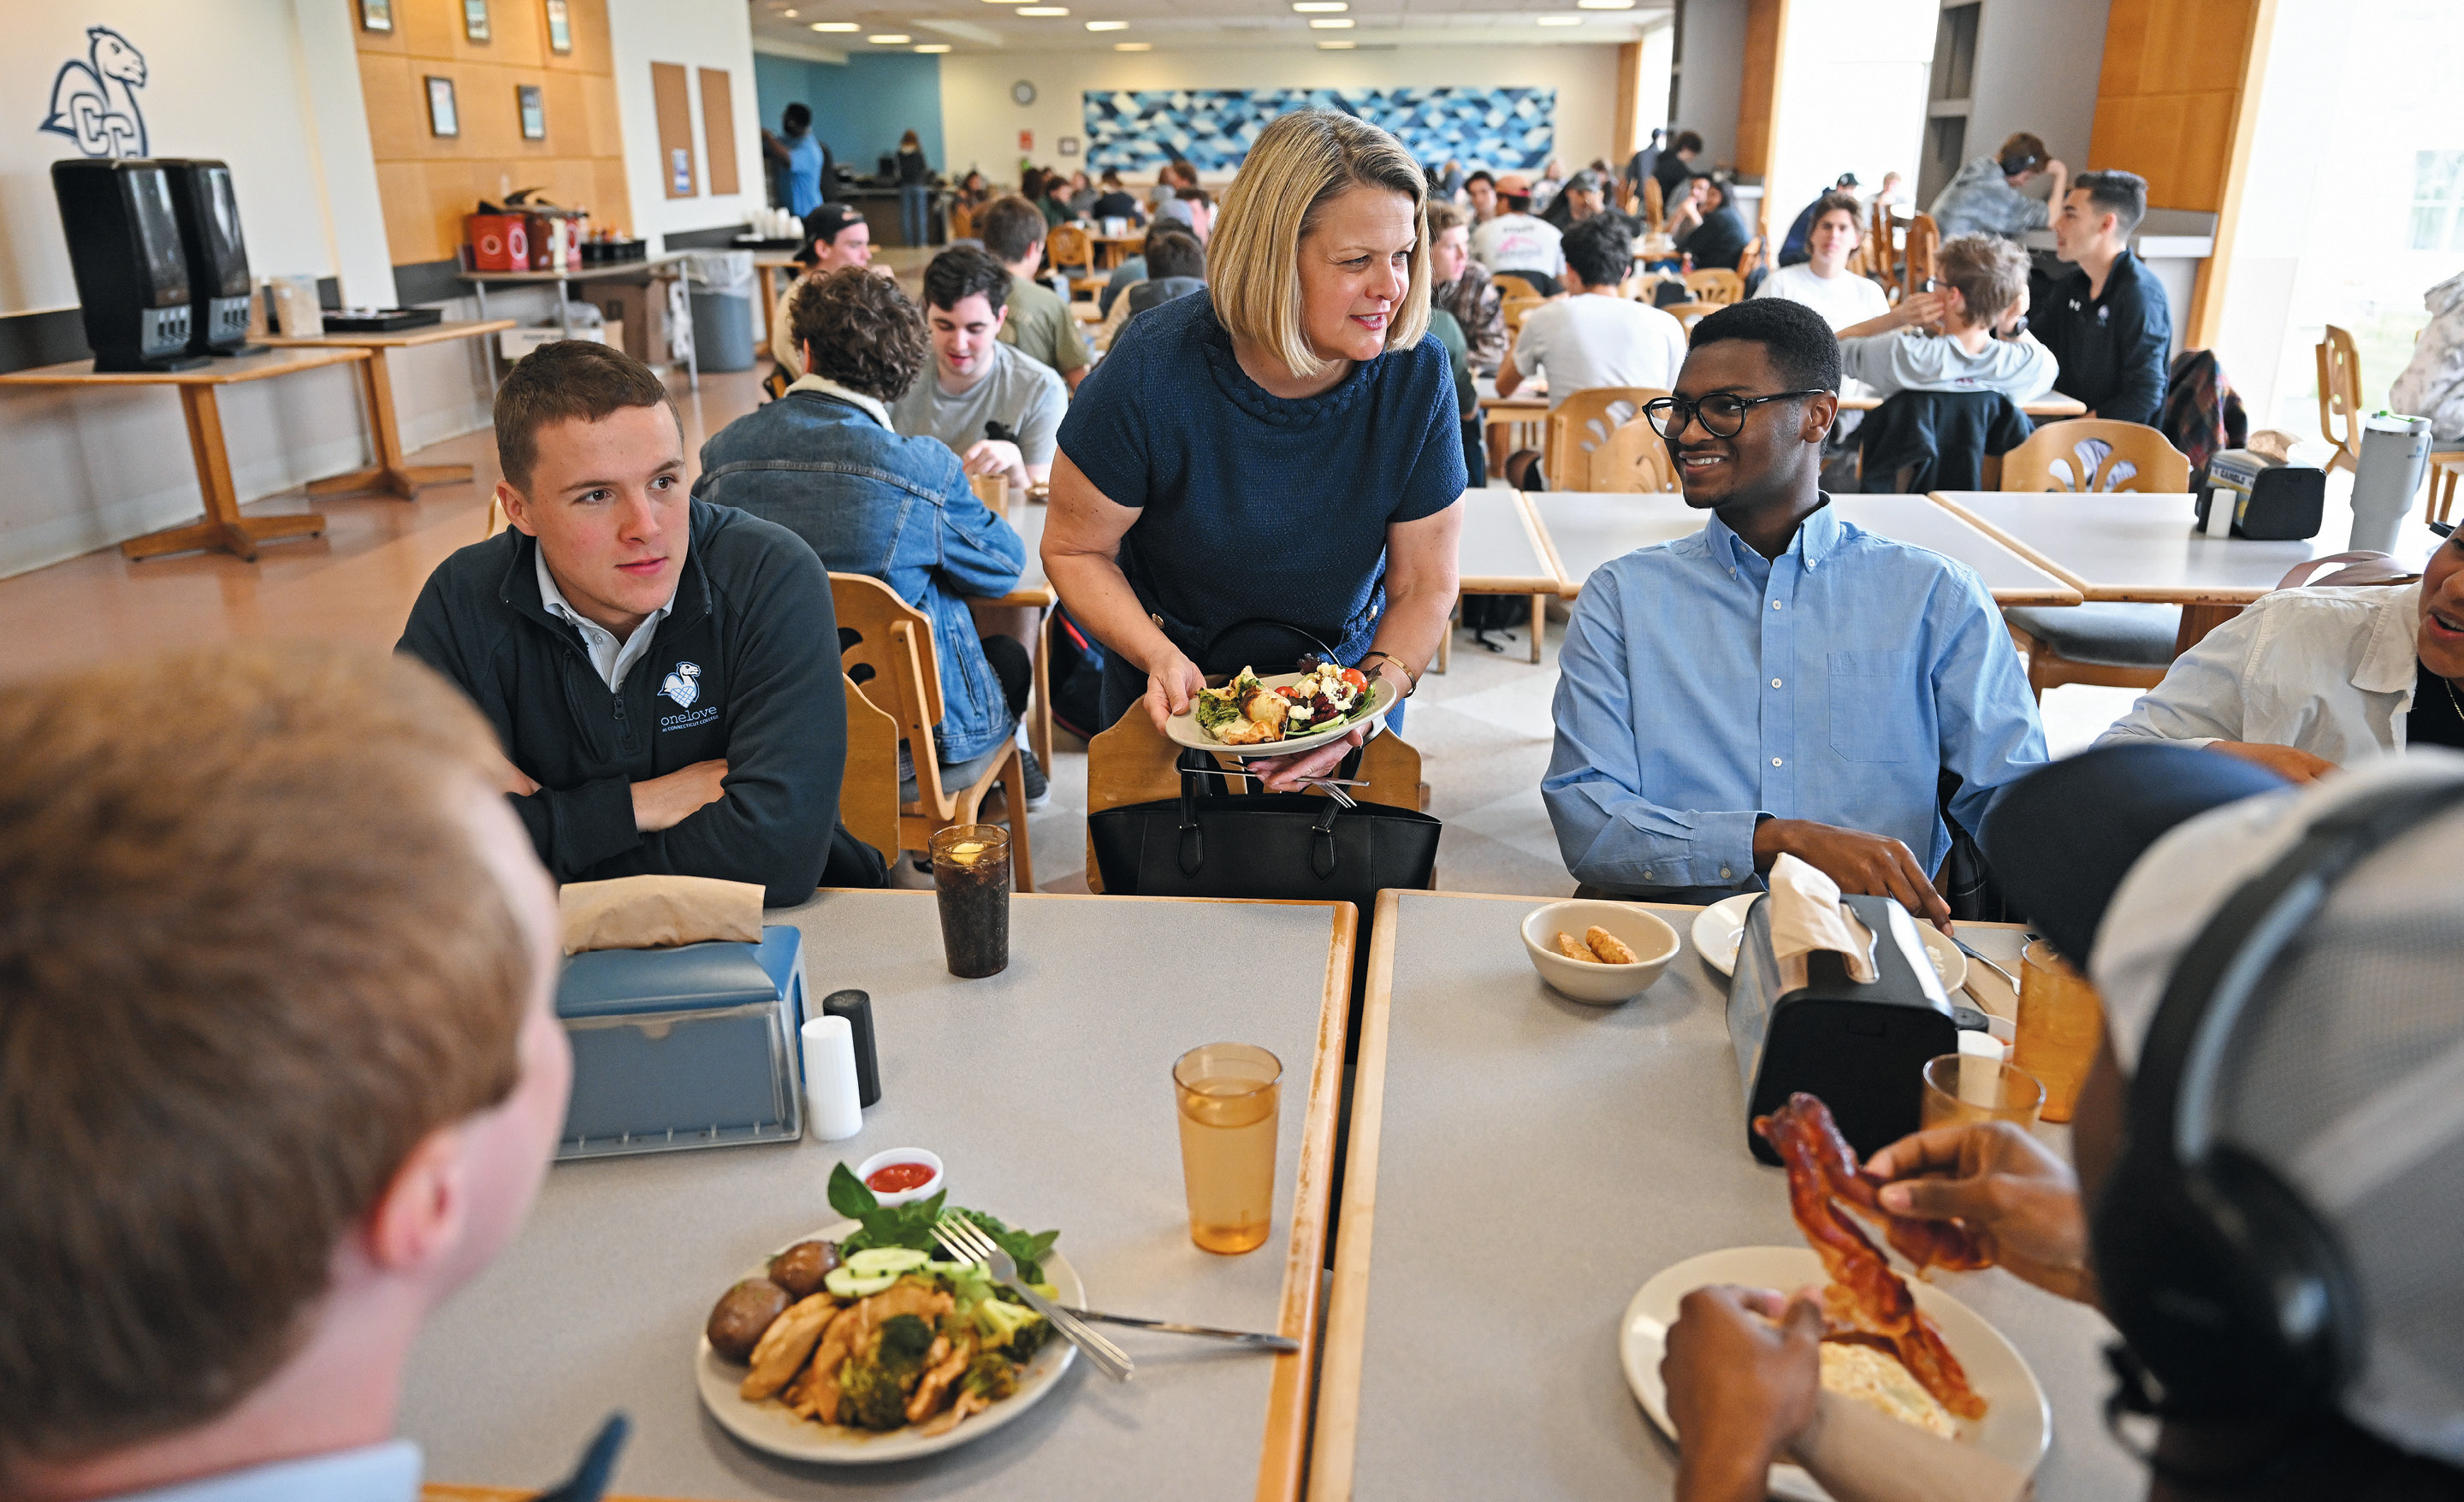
[399,340,884,904]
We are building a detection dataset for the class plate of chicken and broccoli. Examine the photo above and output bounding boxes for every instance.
[696,1166,1079,1463]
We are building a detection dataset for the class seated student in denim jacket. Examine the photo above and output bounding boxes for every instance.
[695,268,1036,791]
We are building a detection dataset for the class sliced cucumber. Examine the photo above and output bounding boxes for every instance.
[823,1264,899,1299]
[844,1246,932,1275]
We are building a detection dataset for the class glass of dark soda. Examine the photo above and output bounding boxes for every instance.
[929,824,1010,978]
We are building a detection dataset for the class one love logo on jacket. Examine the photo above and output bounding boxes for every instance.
[660,662,702,708]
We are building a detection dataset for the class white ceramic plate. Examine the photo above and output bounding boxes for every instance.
[696,1218,1081,1465]
[1164,671,1392,760]
[1619,1245,2049,1502]
[1689,893,1967,993]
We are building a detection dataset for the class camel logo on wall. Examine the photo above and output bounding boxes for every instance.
[40,26,151,158]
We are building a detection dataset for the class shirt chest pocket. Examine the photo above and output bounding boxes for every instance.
[1827,650,1922,763]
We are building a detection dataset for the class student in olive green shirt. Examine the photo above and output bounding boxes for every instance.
[974,194,1091,393]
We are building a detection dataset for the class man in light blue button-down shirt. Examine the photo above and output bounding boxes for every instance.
[1545,299,2046,921]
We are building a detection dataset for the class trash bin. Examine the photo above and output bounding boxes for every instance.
[681,251,756,372]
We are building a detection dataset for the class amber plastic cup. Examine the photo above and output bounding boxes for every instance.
[929,825,1010,979]
[2014,939,2105,1123]
[1173,1043,1281,1255]
[1920,1053,2045,1132]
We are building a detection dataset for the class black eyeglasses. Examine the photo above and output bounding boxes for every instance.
[1644,390,1830,440]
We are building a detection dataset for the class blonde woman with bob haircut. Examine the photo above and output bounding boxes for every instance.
[1045,109,1466,787]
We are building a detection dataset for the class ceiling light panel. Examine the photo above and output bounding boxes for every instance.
[1317,38,1355,47]
[915,42,951,50]
[1085,18,1126,27]
[1014,6,1068,13]
[1536,14,1582,23]
[868,33,910,42]
[1291,2,1348,9]
[1113,39,1150,49]
[1308,16,1353,26]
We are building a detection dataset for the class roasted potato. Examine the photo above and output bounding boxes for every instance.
[706,1278,791,1362]
[768,1239,840,1298]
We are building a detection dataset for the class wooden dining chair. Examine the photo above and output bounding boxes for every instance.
[484,492,509,540]
[831,572,1035,890]
[1998,419,2192,494]
[2315,324,2365,476]
[1663,300,1716,331]
[1590,414,1681,494]
[1642,175,1665,234]
[1500,294,1545,335]
[1045,223,1101,299]
[1683,269,1744,306]
[1081,709,1425,892]
[838,673,903,869]
[2426,451,2464,528]
[1493,273,1543,303]
[1547,387,1667,492]
[1901,214,1940,301]
[1735,237,1765,279]
[1870,200,1898,284]
[1994,420,2195,699]
[947,203,975,241]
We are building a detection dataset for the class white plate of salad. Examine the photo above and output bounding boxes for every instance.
[695,1164,1081,1464]
[1167,662,1391,760]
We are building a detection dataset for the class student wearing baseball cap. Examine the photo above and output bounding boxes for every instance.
[1468,172,1566,298]
[768,202,874,376]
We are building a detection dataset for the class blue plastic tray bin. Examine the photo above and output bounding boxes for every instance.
[554,925,806,1160]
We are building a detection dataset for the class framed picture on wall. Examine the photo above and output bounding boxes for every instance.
[518,84,546,140]
[464,0,490,41]
[359,0,393,33]
[1058,136,1080,157]
[544,0,573,53]
[425,76,459,138]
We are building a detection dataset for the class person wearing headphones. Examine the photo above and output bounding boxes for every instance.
[1927,131,2070,241]
[1657,742,2464,1502]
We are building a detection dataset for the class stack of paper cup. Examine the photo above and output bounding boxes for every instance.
[801,1015,865,1141]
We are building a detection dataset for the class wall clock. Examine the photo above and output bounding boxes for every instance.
[1011,80,1037,105]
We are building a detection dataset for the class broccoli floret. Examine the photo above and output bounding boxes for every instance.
[973,1293,1048,1357]
[834,1314,939,1432]
[961,1350,1019,1401]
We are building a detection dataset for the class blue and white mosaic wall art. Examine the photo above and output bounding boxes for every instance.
[1083,88,1555,174]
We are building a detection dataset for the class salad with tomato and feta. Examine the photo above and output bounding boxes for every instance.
[1191,659,1379,746]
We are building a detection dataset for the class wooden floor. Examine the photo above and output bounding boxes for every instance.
[0,366,771,680]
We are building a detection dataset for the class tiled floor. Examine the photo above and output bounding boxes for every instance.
[0,259,2150,899]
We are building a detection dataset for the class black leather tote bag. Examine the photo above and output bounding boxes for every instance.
[1088,750,1441,908]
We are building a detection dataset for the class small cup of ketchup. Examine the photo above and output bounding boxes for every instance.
[854,1147,945,1208]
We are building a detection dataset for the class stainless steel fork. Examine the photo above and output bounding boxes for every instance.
[932,1213,1134,1381]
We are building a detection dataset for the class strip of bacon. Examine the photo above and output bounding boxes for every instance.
[1778,1091,1993,1274]
[1756,1094,1988,1420]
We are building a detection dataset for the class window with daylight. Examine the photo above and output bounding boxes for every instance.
[2410,151,2464,253]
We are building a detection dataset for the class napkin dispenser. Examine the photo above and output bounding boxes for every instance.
[554,925,806,1161]
[1727,895,1959,1165]
[2195,448,2325,541]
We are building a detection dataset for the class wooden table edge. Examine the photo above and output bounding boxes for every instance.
[0,346,368,386]
[259,318,517,349]
[1515,491,1576,599]
[1922,492,2094,594]
[1257,900,1358,1502]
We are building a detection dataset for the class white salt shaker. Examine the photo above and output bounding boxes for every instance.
[800,1015,865,1141]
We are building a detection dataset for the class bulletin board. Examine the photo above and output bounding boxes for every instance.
[698,68,738,197]
[651,61,696,198]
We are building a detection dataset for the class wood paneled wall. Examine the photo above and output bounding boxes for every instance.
[355,0,632,266]
[2088,0,2274,346]
[2088,0,2263,211]
[1732,0,1786,180]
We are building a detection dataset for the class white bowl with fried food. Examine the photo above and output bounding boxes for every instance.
[1519,900,1680,1004]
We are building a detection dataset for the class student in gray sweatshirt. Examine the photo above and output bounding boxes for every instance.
[1832,233,2057,404]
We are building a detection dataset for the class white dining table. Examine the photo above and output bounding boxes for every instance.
[1446,488,1569,668]
[1310,890,2143,1501]
[1931,488,2439,652]
[1525,491,2085,606]
[400,889,1353,1502]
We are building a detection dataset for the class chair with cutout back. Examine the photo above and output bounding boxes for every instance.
[831,572,1035,890]
[1684,269,1744,305]
[1589,414,1681,494]
[1500,295,1545,336]
[947,203,975,242]
[838,674,903,871]
[2315,324,2365,476]
[1045,223,1101,299]
[485,493,509,540]
[1663,300,1717,331]
[1493,272,1543,303]
[1995,420,2195,699]
[1081,707,1425,893]
[1642,175,1665,234]
[1547,387,1667,492]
